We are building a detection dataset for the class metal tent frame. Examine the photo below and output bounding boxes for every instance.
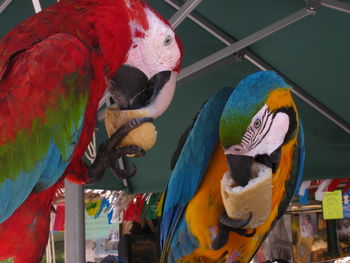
[1,0,350,262]
[165,0,350,134]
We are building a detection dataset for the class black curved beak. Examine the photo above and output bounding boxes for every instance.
[226,147,281,187]
[108,65,171,110]
[255,147,281,173]
[226,154,254,187]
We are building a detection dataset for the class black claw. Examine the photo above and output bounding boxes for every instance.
[219,212,252,228]
[111,163,137,180]
[129,163,137,176]
[86,117,152,184]
[212,224,231,250]
[105,117,154,151]
[211,212,255,250]
[231,228,256,237]
[129,117,154,128]
[113,145,146,159]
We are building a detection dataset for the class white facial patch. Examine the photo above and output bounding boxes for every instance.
[249,111,289,156]
[126,8,181,79]
[225,105,290,157]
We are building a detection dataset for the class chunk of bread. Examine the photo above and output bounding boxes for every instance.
[104,106,157,153]
[220,163,272,228]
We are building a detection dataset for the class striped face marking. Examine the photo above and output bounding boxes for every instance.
[225,105,289,157]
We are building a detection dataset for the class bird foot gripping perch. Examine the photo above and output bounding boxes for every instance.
[212,212,256,250]
[86,117,153,183]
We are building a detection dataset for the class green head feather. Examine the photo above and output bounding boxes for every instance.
[219,71,288,148]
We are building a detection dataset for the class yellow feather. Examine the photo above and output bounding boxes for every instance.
[156,193,165,217]
[177,89,299,262]
[266,88,294,111]
[181,114,298,262]
[183,143,227,262]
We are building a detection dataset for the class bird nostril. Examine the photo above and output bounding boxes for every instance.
[234,148,241,152]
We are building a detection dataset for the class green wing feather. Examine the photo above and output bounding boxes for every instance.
[0,33,91,222]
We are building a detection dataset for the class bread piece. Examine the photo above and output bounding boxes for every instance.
[221,162,272,228]
[104,106,157,153]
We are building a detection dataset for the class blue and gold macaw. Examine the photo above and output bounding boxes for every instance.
[161,71,305,263]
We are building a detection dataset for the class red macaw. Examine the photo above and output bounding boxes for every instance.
[0,0,182,262]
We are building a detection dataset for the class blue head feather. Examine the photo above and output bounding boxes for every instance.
[220,71,289,147]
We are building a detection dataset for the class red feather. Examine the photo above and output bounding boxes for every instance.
[0,0,182,262]
[0,0,138,261]
[0,182,61,263]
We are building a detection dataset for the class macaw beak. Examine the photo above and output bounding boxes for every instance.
[142,70,177,118]
[108,65,177,119]
[226,154,254,187]
[225,147,281,187]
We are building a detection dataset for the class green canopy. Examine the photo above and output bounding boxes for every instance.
[1,0,349,194]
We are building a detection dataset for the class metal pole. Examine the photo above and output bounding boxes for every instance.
[31,0,42,13]
[64,179,86,263]
[0,0,14,14]
[168,0,202,29]
[177,8,313,83]
[165,0,350,134]
[165,0,233,46]
[321,0,350,14]
[326,219,340,258]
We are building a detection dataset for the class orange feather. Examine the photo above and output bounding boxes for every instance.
[181,134,297,262]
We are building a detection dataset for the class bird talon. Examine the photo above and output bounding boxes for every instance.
[87,143,145,183]
[128,162,137,177]
[104,117,154,151]
[219,212,252,228]
[211,223,231,250]
[86,116,149,184]
[233,228,256,237]
[211,212,255,250]
[129,117,154,129]
[111,167,135,180]
[113,145,145,159]
[111,162,137,180]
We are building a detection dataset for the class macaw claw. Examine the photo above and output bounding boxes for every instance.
[111,162,137,180]
[231,228,256,237]
[220,212,252,228]
[110,147,144,180]
[86,117,152,184]
[107,117,154,149]
[211,212,256,250]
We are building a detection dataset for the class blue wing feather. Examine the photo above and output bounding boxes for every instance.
[0,33,90,223]
[294,119,305,196]
[0,151,49,222]
[0,121,84,223]
[161,87,234,257]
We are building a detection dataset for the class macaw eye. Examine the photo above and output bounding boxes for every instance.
[254,119,262,129]
[164,35,172,46]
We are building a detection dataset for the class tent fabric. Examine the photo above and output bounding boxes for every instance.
[128,0,350,193]
[1,0,349,194]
